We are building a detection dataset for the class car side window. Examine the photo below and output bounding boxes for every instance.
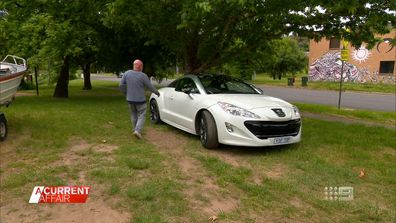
[175,78,199,94]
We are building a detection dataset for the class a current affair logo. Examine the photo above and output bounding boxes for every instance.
[29,186,91,203]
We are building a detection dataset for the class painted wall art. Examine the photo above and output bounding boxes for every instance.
[352,46,371,63]
[309,52,395,84]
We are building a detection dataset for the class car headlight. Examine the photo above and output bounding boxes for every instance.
[218,102,260,119]
[292,106,300,117]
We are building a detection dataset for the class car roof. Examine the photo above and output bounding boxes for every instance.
[183,73,232,79]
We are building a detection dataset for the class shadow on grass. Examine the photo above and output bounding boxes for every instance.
[157,123,298,157]
[214,143,298,156]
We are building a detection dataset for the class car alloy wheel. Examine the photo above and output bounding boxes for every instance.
[150,100,161,124]
[199,111,219,149]
[200,117,207,144]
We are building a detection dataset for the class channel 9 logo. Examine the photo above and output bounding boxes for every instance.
[324,186,353,201]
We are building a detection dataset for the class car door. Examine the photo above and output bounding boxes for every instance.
[160,80,178,120]
[168,77,200,131]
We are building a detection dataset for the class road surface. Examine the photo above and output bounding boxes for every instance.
[258,85,395,112]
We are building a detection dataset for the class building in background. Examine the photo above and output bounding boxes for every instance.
[308,30,395,84]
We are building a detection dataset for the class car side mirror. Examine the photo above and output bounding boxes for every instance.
[182,87,193,94]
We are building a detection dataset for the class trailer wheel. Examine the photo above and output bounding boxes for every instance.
[0,114,7,141]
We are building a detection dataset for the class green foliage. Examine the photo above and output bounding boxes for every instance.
[254,38,308,79]
[18,78,35,90]
[1,0,394,82]
[104,0,395,74]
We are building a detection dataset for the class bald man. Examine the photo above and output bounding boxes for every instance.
[120,59,160,139]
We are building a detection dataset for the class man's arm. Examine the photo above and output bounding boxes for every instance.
[119,72,127,95]
[144,75,160,96]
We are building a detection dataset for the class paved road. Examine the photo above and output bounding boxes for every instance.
[258,85,395,112]
[92,75,395,112]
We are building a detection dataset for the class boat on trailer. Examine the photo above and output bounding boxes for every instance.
[0,55,27,141]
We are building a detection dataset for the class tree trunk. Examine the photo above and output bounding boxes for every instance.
[82,62,92,90]
[183,32,201,74]
[53,55,70,98]
[184,50,199,74]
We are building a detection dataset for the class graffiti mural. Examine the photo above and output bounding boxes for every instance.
[309,52,396,84]
[309,52,360,82]
[352,46,371,63]
[376,38,394,53]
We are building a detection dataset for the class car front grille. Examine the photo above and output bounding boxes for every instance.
[244,119,301,139]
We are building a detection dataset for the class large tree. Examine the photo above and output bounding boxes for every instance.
[105,0,395,74]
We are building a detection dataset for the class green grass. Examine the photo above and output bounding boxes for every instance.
[184,119,396,222]
[252,74,396,94]
[1,79,395,222]
[295,103,396,126]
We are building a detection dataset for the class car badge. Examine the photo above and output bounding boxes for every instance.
[271,108,285,117]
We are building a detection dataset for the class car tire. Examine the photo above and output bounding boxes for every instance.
[150,100,161,124]
[199,111,219,149]
[0,114,7,141]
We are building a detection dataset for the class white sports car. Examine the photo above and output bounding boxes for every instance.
[149,74,301,149]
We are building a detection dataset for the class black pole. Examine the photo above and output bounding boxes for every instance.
[337,60,344,109]
[34,66,39,96]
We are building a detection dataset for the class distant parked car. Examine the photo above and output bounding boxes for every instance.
[149,74,302,149]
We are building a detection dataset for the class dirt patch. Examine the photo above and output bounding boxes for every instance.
[1,138,129,223]
[205,149,268,185]
[145,128,185,154]
[265,164,289,180]
[207,150,248,167]
[289,197,304,208]
[381,147,396,157]
[53,140,117,167]
[202,196,239,215]
[145,128,197,174]
[53,140,91,167]
[234,163,289,185]
[249,170,263,185]
[15,92,35,97]
[145,128,202,179]
[145,128,239,216]
[95,144,118,153]
[0,133,32,169]
[1,197,130,223]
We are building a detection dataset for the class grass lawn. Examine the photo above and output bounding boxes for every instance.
[252,74,396,94]
[0,80,395,222]
[294,103,396,127]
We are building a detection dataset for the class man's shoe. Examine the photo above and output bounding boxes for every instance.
[133,131,143,139]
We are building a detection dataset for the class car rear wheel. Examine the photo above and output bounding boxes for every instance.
[199,111,219,149]
[150,100,161,124]
[0,114,7,141]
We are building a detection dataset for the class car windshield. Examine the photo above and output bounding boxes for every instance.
[198,75,260,94]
